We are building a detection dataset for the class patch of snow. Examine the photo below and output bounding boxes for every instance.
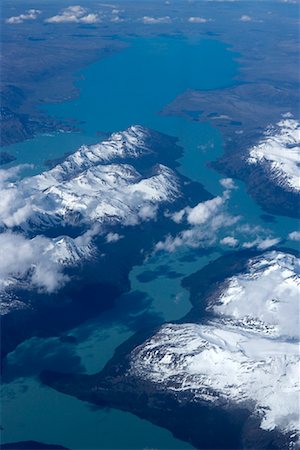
[247,117,300,192]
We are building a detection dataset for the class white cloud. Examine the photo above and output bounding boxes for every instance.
[6,9,41,24]
[45,6,100,24]
[288,231,300,241]
[171,209,186,224]
[142,16,171,24]
[80,13,100,24]
[0,232,67,294]
[186,195,224,225]
[156,188,242,252]
[243,237,281,250]
[156,213,240,252]
[155,183,281,254]
[138,204,158,221]
[220,236,238,247]
[257,237,281,250]
[112,9,123,14]
[239,15,252,22]
[0,165,33,228]
[67,5,86,14]
[76,224,101,245]
[219,178,236,190]
[106,232,123,243]
[243,240,260,249]
[169,191,229,226]
[188,17,210,23]
[0,164,32,183]
[110,15,124,23]
[1,198,32,228]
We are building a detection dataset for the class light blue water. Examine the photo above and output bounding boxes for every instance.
[1,35,299,449]
[1,377,194,450]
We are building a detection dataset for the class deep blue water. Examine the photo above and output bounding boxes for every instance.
[1,35,299,449]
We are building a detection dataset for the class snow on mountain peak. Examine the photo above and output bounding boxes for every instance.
[247,116,300,192]
[32,125,152,187]
[129,251,300,437]
[1,126,180,230]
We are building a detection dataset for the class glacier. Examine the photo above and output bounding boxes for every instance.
[129,251,300,437]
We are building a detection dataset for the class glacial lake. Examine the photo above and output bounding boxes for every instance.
[1,35,299,449]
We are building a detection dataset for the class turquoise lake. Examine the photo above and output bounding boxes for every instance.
[1,35,299,449]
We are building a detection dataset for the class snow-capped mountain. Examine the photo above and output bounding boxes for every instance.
[1,126,180,230]
[247,117,300,192]
[36,125,154,185]
[44,234,95,266]
[129,251,300,438]
[25,163,179,229]
[0,126,182,311]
